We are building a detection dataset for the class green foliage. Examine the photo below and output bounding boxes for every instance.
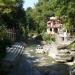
[0,0,75,57]
[26,0,55,34]
[26,7,36,33]
[0,38,12,60]
[0,26,12,60]
[0,0,27,60]
[26,0,75,35]
[42,32,55,43]
[0,39,12,50]
[0,26,7,40]
[67,41,75,49]
[0,0,27,41]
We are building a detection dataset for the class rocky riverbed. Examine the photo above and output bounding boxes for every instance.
[7,44,73,75]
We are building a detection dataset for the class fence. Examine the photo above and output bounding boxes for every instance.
[7,28,16,41]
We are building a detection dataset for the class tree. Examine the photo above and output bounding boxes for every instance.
[0,0,27,41]
[26,0,75,34]
[0,0,27,60]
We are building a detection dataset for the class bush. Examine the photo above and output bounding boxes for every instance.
[67,41,75,49]
[0,26,10,60]
[0,38,12,60]
[42,32,55,43]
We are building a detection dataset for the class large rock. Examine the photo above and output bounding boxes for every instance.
[55,49,72,62]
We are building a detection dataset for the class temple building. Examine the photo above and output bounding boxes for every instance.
[47,16,70,43]
[47,16,63,34]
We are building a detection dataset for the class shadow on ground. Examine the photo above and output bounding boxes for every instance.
[35,63,70,75]
[1,54,71,75]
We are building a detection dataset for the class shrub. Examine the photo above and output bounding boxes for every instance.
[0,39,12,60]
[42,32,55,43]
[0,26,12,60]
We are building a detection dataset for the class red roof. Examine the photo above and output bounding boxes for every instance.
[47,20,62,28]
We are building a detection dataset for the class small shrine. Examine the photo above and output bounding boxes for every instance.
[47,16,70,43]
[47,16,63,34]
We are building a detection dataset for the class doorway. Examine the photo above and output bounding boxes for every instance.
[54,28,58,33]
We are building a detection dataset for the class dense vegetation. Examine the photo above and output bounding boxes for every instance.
[0,0,27,60]
[26,0,75,34]
[0,0,75,59]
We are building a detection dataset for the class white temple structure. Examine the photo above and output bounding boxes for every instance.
[47,16,69,43]
[47,16,63,34]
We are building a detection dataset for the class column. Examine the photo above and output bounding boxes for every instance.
[58,28,60,33]
[47,28,50,34]
[52,28,54,34]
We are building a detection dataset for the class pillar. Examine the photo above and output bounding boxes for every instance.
[58,28,60,33]
[47,28,50,34]
[52,28,54,34]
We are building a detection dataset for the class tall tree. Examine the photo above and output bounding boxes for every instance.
[26,0,75,34]
[0,0,27,60]
[0,0,27,40]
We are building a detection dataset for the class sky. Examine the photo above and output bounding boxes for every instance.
[23,0,38,10]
